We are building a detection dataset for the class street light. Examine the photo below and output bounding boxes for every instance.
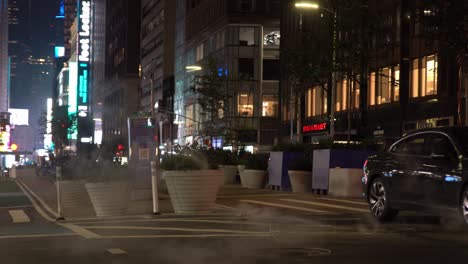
[185,65,202,72]
[294,1,319,9]
[294,1,337,140]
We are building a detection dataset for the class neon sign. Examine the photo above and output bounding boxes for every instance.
[302,122,327,133]
[77,0,91,116]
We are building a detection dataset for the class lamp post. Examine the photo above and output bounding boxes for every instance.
[294,1,337,140]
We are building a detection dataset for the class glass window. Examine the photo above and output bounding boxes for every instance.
[262,95,278,117]
[238,93,253,116]
[428,134,457,159]
[393,135,427,156]
[238,58,255,79]
[354,77,360,109]
[263,30,280,46]
[369,72,376,106]
[379,67,391,104]
[239,27,255,46]
[239,0,254,12]
[185,105,194,128]
[306,86,327,117]
[411,59,419,98]
[425,55,438,95]
[263,59,280,80]
[394,65,400,101]
[196,44,204,62]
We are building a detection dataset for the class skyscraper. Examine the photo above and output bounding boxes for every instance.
[0,0,8,112]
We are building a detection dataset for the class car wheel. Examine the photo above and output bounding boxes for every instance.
[461,187,468,226]
[368,178,398,222]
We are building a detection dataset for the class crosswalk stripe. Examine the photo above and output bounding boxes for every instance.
[280,199,369,213]
[317,197,368,206]
[240,200,330,213]
[8,210,31,223]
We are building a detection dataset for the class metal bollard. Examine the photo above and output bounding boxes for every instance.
[150,161,160,215]
[56,166,65,221]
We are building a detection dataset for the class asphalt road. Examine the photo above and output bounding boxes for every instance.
[1,179,468,264]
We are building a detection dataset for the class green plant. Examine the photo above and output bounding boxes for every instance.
[288,156,312,171]
[272,142,308,152]
[61,158,129,182]
[160,154,204,171]
[239,153,269,170]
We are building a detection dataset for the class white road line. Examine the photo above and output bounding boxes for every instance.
[82,225,272,235]
[107,248,127,255]
[0,233,78,240]
[280,199,369,213]
[15,179,58,218]
[0,205,33,209]
[104,234,273,239]
[218,194,291,198]
[317,197,368,206]
[15,180,55,222]
[240,200,330,213]
[8,210,31,223]
[60,223,101,239]
[15,180,100,239]
[72,218,270,226]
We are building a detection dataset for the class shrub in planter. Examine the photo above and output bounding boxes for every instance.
[287,156,312,193]
[160,153,222,214]
[238,153,269,189]
[209,149,238,184]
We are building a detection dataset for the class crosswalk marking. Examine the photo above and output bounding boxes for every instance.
[317,197,368,206]
[280,199,369,213]
[107,248,127,255]
[240,200,330,213]
[8,210,31,223]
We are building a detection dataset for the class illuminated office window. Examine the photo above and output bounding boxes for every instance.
[238,93,253,116]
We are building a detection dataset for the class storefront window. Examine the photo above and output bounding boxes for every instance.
[378,67,391,104]
[369,72,376,106]
[394,65,400,101]
[238,93,253,116]
[262,95,278,117]
[306,86,327,117]
[411,59,419,98]
[410,55,438,98]
[425,55,438,95]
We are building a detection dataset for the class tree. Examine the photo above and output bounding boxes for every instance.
[51,105,77,157]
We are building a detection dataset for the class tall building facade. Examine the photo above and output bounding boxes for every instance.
[0,0,8,112]
[281,0,468,146]
[98,0,140,146]
[174,0,281,149]
[63,0,76,58]
[140,0,176,145]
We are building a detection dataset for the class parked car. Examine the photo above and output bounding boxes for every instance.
[362,127,468,225]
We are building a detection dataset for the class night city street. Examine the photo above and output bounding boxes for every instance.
[1,0,468,263]
[1,178,468,263]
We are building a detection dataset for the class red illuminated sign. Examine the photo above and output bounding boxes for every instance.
[302,123,327,133]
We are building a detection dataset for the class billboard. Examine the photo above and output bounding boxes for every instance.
[8,108,29,126]
[77,0,91,118]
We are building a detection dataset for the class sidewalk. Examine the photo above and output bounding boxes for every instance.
[15,171,243,220]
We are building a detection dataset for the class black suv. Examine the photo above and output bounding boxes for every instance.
[363,127,468,224]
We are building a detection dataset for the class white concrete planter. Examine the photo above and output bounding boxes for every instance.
[239,170,267,189]
[288,171,312,193]
[57,180,95,217]
[85,182,129,217]
[163,170,223,214]
[220,165,238,185]
[328,168,363,198]
[237,165,245,173]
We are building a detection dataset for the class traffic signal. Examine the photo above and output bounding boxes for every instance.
[116,144,125,156]
[10,144,18,151]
